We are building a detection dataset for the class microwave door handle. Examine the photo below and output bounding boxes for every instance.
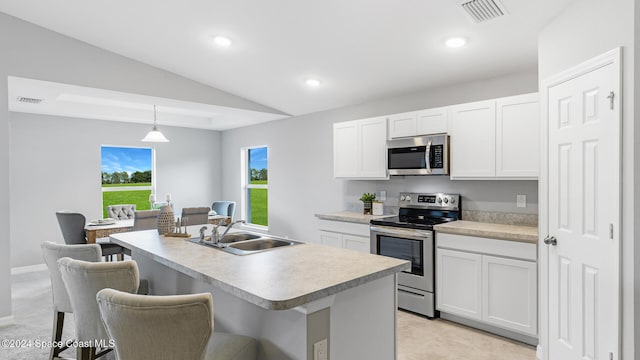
[425,140,432,174]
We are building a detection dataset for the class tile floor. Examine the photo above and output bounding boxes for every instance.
[397,310,536,360]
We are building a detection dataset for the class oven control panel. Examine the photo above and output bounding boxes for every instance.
[398,192,460,210]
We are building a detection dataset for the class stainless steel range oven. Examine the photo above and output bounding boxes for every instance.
[370,192,461,318]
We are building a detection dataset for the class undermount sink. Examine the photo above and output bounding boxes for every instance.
[188,232,302,255]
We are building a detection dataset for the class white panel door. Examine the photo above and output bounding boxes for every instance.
[358,117,388,178]
[450,100,496,178]
[496,93,539,178]
[482,255,537,335]
[387,112,416,139]
[333,121,358,178]
[546,54,619,360]
[436,248,482,320]
[416,107,448,135]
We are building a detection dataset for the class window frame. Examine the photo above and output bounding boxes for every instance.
[101,145,155,215]
[241,145,269,230]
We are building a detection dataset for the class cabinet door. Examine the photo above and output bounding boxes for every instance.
[416,107,448,135]
[343,234,370,253]
[358,117,388,178]
[436,248,482,320]
[319,230,343,248]
[387,112,417,139]
[496,93,539,178]
[450,100,496,178]
[482,255,537,335]
[333,121,359,178]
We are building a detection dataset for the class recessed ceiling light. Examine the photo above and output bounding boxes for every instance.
[445,37,467,48]
[213,36,232,47]
[305,79,321,87]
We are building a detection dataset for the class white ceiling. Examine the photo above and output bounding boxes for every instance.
[1,0,573,122]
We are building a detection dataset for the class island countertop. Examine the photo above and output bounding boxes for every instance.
[110,225,409,311]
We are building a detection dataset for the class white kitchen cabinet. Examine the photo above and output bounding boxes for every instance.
[333,117,387,179]
[417,107,449,135]
[436,232,537,337]
[387,112,417,139]
[483,255,537,335]
[449,92,539,179]
[495,93,539,178]
[450,99,496,178]
[317,219,371,253]
[387,107,448,139]
[436,248,482,320]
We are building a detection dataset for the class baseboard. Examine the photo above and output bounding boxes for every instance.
[0,315,14,327]
[11,263,47,275]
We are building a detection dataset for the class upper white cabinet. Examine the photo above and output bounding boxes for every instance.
[496,94,539,178]
[333,117,387,179]
[450,92,539,180]
[387,107,448,139]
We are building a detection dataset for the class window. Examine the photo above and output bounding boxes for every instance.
[101,146,153,218]
[242,146,268,227]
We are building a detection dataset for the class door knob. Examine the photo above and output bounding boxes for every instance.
[544,235,557,246]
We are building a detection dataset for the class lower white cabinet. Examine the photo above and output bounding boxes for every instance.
[436,233,537,337]
[317,219,371,253]
[436,249,482,320]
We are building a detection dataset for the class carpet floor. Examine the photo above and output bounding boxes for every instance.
[1,269,535,360]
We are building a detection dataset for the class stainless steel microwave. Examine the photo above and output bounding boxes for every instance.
[387,135,449,175]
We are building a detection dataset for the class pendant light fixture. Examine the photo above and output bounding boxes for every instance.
[141,105,170,142]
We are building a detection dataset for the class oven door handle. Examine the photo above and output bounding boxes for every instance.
[370,226,432,239]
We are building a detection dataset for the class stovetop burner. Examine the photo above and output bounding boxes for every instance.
[370,192,461,230]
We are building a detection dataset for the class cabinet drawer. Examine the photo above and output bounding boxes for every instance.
[316,219,370,237]
[436,232,536,261]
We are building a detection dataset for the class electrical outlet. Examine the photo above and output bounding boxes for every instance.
[517,195,527,208]
[314,339,328,360]
[378,190,387,201]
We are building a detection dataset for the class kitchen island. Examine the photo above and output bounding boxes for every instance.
[110,225,409,360]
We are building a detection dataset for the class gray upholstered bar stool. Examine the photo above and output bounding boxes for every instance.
[97,289,257,360]
[181,206,211,225]
[41,241,102,360]
[58,258,140,360]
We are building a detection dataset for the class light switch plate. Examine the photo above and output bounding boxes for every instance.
[517,195,527,208]
[314,339,328,360]
[378,190,387,201]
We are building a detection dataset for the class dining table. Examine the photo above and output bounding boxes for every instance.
[84,215,232,243]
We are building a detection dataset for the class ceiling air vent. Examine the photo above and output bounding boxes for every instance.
[16,96,44,104]
[459,0,508,23]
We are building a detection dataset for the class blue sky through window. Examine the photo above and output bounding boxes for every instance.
[249,147,268,170]
[101,146,152,174]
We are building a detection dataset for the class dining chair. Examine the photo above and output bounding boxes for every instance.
[181,207,211,226]
[41,241,102,360]
[97,289,257,360]
[106,204,136,220]
[58,257,140,360]
[133,209,160,231]
[211,201,236,221]
[55,211,124,261]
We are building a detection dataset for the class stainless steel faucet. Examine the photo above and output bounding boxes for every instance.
[211,220,246,246]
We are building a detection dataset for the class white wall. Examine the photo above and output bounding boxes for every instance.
[221,70,539,243]
[537,0,637,358]
[9,112,221,268]
[0,12,277,319]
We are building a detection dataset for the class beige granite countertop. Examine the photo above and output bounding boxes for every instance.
[434,220,538,244]
[315,211,396,224]
[111,225,409,310]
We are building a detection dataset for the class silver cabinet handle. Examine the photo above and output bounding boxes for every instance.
[544,235,557,246]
